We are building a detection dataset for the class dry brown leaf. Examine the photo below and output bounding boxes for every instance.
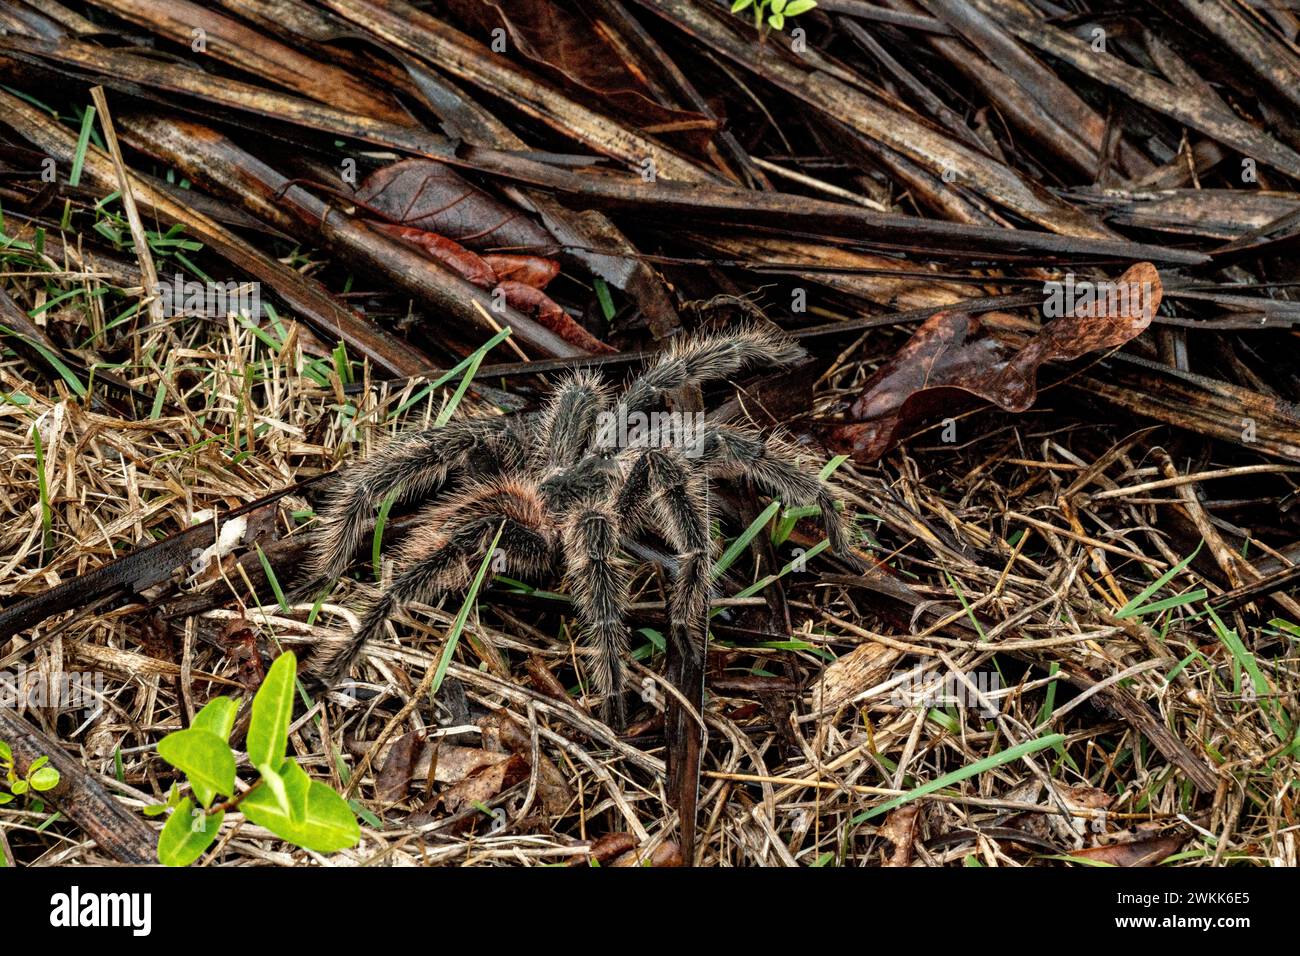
[439,752,528,815]
[375,730,425,805]
[355,158,553,253]
[830,263,1162,461]
[878,804,921,867]
[1069,831,1186,867]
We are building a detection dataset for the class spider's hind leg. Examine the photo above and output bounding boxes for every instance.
[303,417,524,595]
[616,446,714,679]
[617,445,713,852]
[561,507,631,726]
[306,480,553,686]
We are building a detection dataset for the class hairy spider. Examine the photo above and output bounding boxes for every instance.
[303,325,856,725]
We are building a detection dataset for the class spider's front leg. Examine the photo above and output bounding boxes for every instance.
[620,324,807,417]
[304,417,524,593]
[535,368,607,469]
[306,486,554,687]
[702,423,861,565]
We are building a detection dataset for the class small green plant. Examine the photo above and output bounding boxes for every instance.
[149,651,359,866]
[731,0,818,32]
[0,740,60,814]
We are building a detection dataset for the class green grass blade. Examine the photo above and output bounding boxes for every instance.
[712,500,781,581]
[851,733,1066,823]
[255,544,289,612]
[1116,542,1202,619]
[68,106,96,188]
[731,538,829,601]
[0,324,87,397]
[431,523,505,696]
[372,491,398,582]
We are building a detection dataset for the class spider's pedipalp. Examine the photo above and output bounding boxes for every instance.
[535,368,608,468]
[561,507,631,726]
[620,325,807,416]
[702,424,858,563]
[306,417,523,590]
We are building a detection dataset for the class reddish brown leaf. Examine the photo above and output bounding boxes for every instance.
[355,158,553,253]
[370,222,497,286]
[568,832,638,866]
[482,254,560,290]
[370,219,610,352]
[610,840,684,867]
[830,263,1162,461]
[497,280,616,354]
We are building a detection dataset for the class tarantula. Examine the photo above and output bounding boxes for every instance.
[303,325,856,725]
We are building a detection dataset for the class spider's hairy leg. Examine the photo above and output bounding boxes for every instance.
[306,481,553,686]
[618,446,712,847]
[562,507,631,726]
[703,424,860,564]
[535,368,608,468]
[305,417,522,591]
[618,447,713,658]
[620,324,807,416]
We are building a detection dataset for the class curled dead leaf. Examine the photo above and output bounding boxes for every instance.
[1069,830,1186,867]
[830,263,1163,461]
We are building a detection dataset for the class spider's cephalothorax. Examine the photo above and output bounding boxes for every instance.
[304,326,856,725]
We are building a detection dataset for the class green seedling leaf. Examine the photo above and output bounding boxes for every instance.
[157,728,236,807]
[242,778,359,853]
[280,758,312,823]
[28,766,59,792]
[191,696,238,743]
[247,651,296,771]
[259,763,292,818]
[158,797,224,867]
